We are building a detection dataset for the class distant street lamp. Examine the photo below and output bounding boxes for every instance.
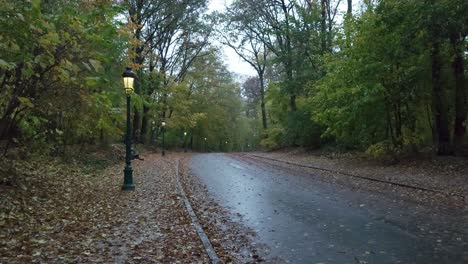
[204,137,207,152]
[161,121,166,156]
[122,67,137,191]
[184,131,187,153]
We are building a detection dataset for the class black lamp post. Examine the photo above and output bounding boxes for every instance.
[183,131,187,153]
[204,137,207,152]
[122,67,137,191]
[161,121,166,156]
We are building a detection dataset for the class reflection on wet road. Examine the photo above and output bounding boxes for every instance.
[190,154,467,264]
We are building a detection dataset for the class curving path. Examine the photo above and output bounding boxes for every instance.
[190,153,467,264]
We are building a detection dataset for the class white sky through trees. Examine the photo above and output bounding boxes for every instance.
[207,0,256,78]
[207,0,363,78]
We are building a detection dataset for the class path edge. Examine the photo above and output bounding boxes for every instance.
[175,159,219,264]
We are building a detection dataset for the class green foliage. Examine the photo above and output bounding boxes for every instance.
[264,83,288,125]
[260,127,285,151]
[2,0,466,157]
[264,80,323,149]
[308,0,465,152]
[311,51,388,148]
[147,51,252,152]
[0,0,129,154]
[225,0,467,156]
[365,141,396,159]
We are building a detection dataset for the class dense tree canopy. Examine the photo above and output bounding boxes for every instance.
[0,0,466,157]
[230,0,467,156]
[0,0,128,155]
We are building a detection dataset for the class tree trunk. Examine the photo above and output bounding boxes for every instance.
[140,105,149,143]
[290,94,297,112]
[285,66,297,112]
[344,0,352,48]
[280,0,296,113]
[259,73,268,129]
[320,0,327,52]
[451,32,467,154]
[393,101,402,148]
[431,40,452,155]
[0,99,20,140]
[425,104,436,145]
[132,105,140,143]
[190,129,194,151]
[130,0,144,141]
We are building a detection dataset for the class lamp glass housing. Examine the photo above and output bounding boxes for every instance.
[122,67,137,95]
[123,77,134,94]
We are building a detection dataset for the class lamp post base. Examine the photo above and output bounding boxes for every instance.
[122,183,135,191]
[122,167,135,191]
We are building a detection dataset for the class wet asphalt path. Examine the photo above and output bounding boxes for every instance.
[190,154,467,264]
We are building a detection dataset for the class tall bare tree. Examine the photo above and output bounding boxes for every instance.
[219,8,270,129]
[125,0,210,142]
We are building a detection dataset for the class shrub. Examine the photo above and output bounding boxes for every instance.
[365,141,396,160]
[260,127,285,151]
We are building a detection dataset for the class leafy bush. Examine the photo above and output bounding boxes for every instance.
[365,141,397,160]
[260,127,285,151]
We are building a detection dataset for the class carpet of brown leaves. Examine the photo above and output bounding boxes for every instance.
[0,152,210,263]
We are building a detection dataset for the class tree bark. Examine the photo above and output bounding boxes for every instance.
[431,40,452,155]
[320,0,327,52]
[128,1,145,143]
[140,104,150,143]
[347,0,352,15]
[451,31,467,154]
[132,105,140,142]
[290,94,297,112]
[259,73,268,129]
[286,67,297,111]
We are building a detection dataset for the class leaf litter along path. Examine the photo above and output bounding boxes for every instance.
[239,151,468,208]
[178,156,272,264]
[245,150,468,197]
[2,153,243,263]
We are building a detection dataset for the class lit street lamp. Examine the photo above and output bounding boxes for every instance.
[122,67,137,191]
[184,131,187,153]
[204,137,207,152]
[161,121,166,156]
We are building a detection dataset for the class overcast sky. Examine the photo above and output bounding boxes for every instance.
[207,0,256,78]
